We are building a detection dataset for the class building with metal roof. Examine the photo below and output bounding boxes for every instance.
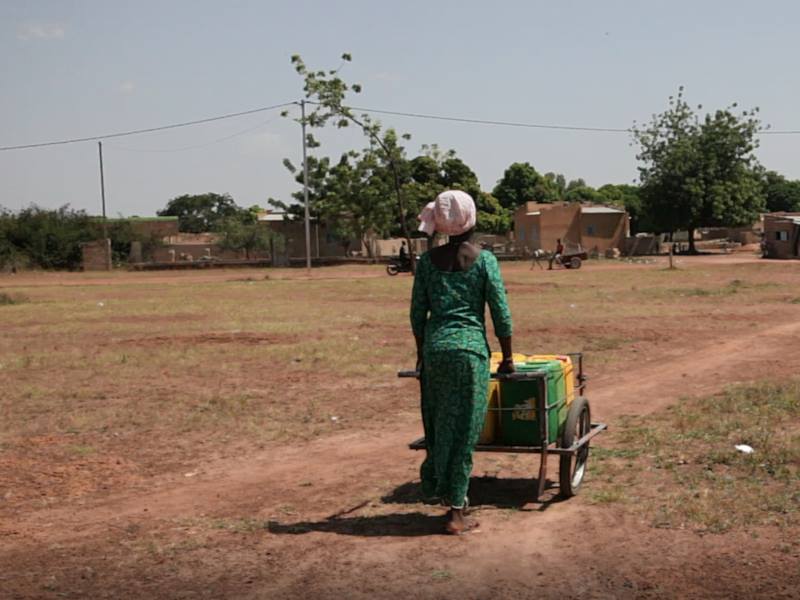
[513,202,628,255]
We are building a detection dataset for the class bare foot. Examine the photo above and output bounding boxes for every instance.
[444,509,479,535]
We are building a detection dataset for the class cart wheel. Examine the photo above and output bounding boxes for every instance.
[559,396,591,498]
[570,256,582,269]
[386,264,399,276]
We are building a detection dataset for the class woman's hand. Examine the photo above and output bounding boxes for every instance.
[497,357,515,374]
[414,334,424,375]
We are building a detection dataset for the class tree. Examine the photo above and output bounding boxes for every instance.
[270,156,331,220]
[285,54,417,269]
[762,171,800,213]
[632,88,765,253]
[0,209,20,269]
[157,193,242,233]
[215,216,278,259]
[597,184,652,233]
[405,148,510,234]
[409,155,441,185]
[535,172,566,202]
[475,192,511,234]
[493,162,542,209]
[564,184,599,204]
[319,146,396,256]
[275,131,411,255]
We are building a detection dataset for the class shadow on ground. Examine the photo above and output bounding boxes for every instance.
[268,476,565,538]
[382,476,563,511]
[267,512,444,537]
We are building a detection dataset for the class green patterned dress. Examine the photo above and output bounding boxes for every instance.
[410,250,513,508]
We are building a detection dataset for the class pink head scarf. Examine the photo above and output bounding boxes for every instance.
[417,190,477,236]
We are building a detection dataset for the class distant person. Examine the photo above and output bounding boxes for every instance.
[399,240,408,264]
[412,190,514,535]
[548,238,564,270]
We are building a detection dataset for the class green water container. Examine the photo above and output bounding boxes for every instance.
[499,360,567,446]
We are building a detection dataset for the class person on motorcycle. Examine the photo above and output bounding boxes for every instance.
[399,240,409,266]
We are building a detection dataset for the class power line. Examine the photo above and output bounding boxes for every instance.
[3,99,800,153]
[311,101,800,136]
[759,128,800,135]
[0,101,296,152]
[105,112,289,153]
[323,103,631,133]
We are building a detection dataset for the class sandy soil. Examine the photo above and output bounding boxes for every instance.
[2,256,799,599]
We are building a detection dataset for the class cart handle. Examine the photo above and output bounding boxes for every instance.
[397,370,546,381]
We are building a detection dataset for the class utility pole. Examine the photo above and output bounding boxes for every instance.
[98,141,107,237]
[98,141,110,270]
[300,100,312,274]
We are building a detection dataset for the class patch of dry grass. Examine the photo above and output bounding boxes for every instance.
[588,380,800,533]
[2,260,800,501]
[0,291,28,305]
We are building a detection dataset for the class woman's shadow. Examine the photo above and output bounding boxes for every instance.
[267,475,561,538]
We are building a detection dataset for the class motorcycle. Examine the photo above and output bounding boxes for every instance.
[386,255,416,276]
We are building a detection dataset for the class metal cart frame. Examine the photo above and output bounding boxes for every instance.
[399,352,607,501]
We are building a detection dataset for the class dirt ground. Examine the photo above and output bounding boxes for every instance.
[2,254,799,599]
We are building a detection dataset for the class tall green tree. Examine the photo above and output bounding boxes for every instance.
[285,53,417,268]
[762,171,800,213]
[270,156,331,220]
[493,162,542,209]
[475,192,511,234]
[319,146,396,256]
[406,148,510,234]
[632,88,765,252]
[157,193,242,233]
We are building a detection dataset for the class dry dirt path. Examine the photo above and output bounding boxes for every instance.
[4,318,800,598]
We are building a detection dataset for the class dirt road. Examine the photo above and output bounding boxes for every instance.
[4,312,800,598]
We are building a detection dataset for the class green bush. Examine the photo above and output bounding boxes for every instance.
[2,205,94,270]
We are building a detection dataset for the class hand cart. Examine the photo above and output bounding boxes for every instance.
[399,352,606,501]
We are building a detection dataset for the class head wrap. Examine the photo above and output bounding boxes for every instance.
[417,190,476,236]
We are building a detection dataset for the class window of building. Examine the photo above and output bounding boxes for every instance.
[518,229,525,241]
[776,230,789,241]
[587,224,596,236]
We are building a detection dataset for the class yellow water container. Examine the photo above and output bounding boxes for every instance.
[529,354,576,405]
[480,352,576,445]
[478,380,500,444]
[481,352,529,444]
[490,351,530,371]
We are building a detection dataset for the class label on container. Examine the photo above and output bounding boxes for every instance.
[511,400,537,421]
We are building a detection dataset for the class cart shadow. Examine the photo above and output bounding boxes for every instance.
[267,477,562,539]
[267,511,444,537]
[382,476,565,511]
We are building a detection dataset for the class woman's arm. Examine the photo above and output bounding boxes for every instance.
[497,336,514,373]
[485,254,514,372]
[410,256,429,369]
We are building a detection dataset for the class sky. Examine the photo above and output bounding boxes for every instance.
[2,0,800,217]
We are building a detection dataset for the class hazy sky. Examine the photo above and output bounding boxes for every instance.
[2,0,800,216]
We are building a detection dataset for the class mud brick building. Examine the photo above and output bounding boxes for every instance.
[763,212,800,259]
[513,202,629,255]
